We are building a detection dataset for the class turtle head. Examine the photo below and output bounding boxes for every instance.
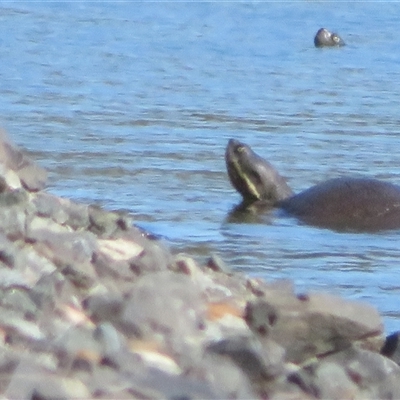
[314,28,345,47]
[225,139,293,205]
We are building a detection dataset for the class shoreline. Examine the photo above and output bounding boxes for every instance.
[0,129,399,399]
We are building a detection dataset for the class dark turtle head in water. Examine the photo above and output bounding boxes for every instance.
[225,139,400,232]
[314,28,345,47]
[225,139,293,206]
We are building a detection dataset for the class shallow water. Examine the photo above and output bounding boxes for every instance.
[1,2,400,332]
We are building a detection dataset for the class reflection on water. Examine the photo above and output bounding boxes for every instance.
[1,2,400,332]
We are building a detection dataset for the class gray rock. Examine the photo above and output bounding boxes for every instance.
[31,192,69,224]
[205,254,231,273]
[207,335,285,383]
[0,129,47,191]
[121,272,205,340]
[127,365,223,400]
[309,346,400,399]
[0,204,26,240]
[5,358,90,399]
[0,287,38,319]
[245,299,279,336]
[88,205,132,237]
[60,199,90,230]
[247,291,384,364]
[84,292,125,324]
[0,189,28,207]
[93,322,124,357]
[18,162,47,192]
[0,269,30,290]
[0,164,22,191]
[0,130,398,399]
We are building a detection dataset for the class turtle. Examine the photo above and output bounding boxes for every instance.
[314,28,345,47]
[225,139,400,232]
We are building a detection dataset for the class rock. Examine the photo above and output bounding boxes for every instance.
[128,366,223,399]
[5,359,91,399]
[121,271,205,340]
[0,130,398,399]
[207,335,285,383]
[0,287,38,319]
[245,298,279,336]
[201,352,259,399]
[84,292,125,324]
[0,164,22,191]
[18,162,47,192]
[313,360,358,399]
[245,291,384,364]
[381,331,400,365]
[205,253,231,273]
[0,307,45,342]
[291,346,400,400]
[0,269,31,290]
[59,198,90,230]
[0,129,47,192]
[0,188,28,207]
[32,192,69,224]
[93,322,124,358]
[97,238,143,262]
[88,205,132,237]
[0,192,28,240]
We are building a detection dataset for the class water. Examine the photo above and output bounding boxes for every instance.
[1,2,400,333]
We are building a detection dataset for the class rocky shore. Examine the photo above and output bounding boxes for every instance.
[0,130,399,399]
